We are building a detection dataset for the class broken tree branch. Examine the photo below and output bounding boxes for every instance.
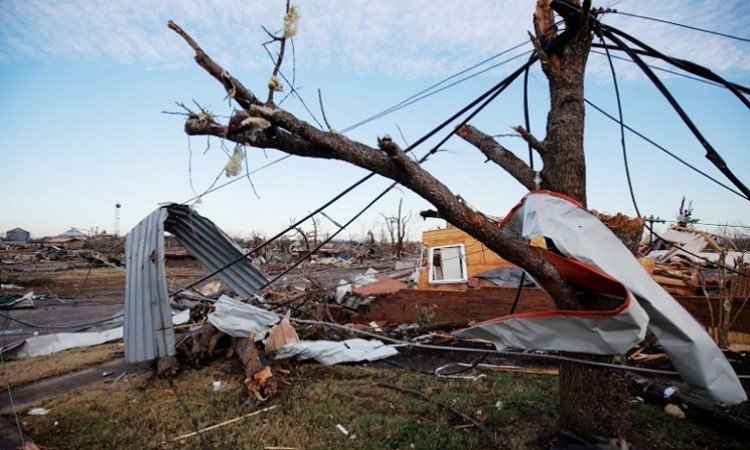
[457,124,536,190]
[512,125,548,156]
[168,20,259,109]
[173,21,581,309]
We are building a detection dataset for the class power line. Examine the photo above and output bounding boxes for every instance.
[339,21,566,134]
[339,41,531,133]
[0,311,123,330]
[181,154,292,205]
[654,220,750,230]
[590,48,726,89]
[611,11,750,44]
[171,43,555,297]
[585,99,747,200]
[172,24,590,297]
[339,49,534,134]
[599,24,750,200]
[595,26,639,216]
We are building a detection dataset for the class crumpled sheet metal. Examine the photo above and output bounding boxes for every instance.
[125,205,268,362]
[456,191,745,404]
[124,208,173,362]
[207,295,280,341]
[164,204,268,298]
[274,338,398,365]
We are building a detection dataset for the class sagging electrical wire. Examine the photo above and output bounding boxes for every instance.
[0,311,123,330]
[339,20,566,134]
[289,317,750,379]
[584,99,747,200]
[554,1,750,201]
[610,10,750,44]
[595,25,639,217]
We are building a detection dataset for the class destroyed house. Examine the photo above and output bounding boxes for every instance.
[353,222,750,349]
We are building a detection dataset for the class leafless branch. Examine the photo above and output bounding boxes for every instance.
[457,124,536,190]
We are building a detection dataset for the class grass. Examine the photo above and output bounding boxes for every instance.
[3,343,122,388]
[16,361,748,450]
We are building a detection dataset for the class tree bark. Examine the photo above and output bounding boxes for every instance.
[525,1,630,438]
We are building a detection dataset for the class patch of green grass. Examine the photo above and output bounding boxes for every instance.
[16,362,748,450]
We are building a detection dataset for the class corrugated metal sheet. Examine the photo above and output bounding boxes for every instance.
[164,204,268,297]
[124,208,174,362]
[124,205,268,362]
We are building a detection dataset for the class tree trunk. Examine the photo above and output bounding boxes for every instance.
[529,0,630,438]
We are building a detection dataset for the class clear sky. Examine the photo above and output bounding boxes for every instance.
[1,0,749,241]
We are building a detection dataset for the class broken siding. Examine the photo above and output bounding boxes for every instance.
[124,208,174,362]
[164,205,268,297]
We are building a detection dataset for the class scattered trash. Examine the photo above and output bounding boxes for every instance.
[108,371,126,389]
[275,338,398,365]
[198,280,224,297]
[664,403,686,419]
[456,192,746,405]
[336,424,349,436]
[212,380,225,391]
[263,312,300,353]
[27,408,49,416]
[0,291,35,309]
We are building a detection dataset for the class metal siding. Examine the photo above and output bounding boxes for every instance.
[124,205,268,362]
[164,205,268,297]
[124,208,173,362]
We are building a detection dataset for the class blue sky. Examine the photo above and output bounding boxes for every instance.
[1,0,749,241]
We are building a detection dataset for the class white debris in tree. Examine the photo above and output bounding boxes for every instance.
[225,146,245,177]
[240,117,271,131]
[268,75,283,92]
[283,6,300,38]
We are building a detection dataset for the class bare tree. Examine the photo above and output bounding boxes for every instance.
[677,196,699,228]
[170,0,634,437]
[380,198,412,258]
[289,217,310,253]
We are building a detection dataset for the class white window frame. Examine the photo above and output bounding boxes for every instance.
[428,244,468,284]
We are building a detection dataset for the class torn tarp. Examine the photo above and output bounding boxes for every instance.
[455,191,745,404]
[274,338,398,365]
[207,295,280,341]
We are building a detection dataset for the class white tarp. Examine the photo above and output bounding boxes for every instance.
[14,309,189,359]
[208,295,280,341]
[274,338,398,365]
[456,191,745,404]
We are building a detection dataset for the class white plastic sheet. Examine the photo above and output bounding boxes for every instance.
[14,309,189,359]
[456,191,745,404]
[274,338,398,365]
